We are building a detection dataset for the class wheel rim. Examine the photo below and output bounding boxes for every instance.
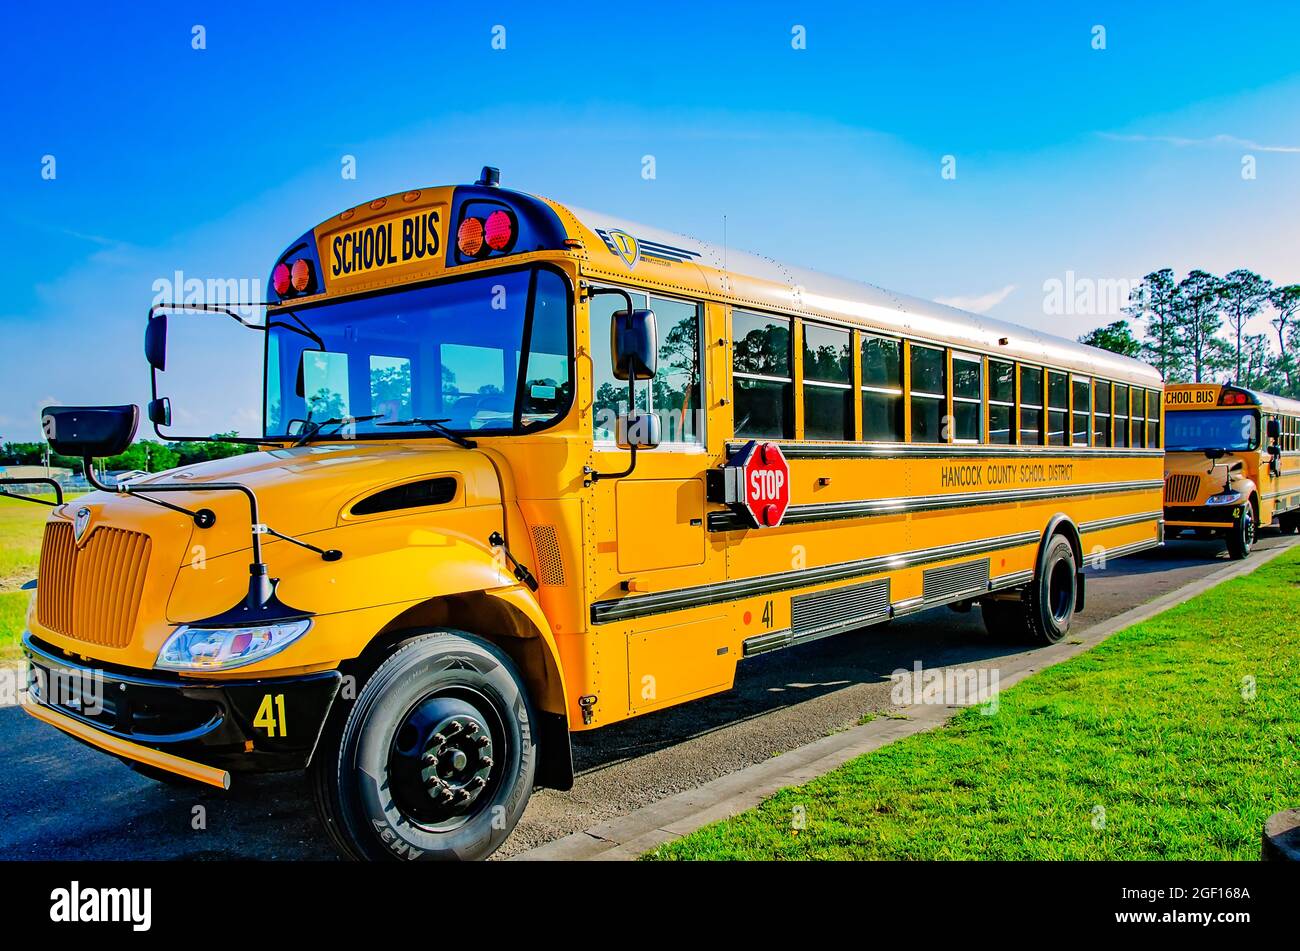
[1243,508,1255,549]
[387,690,504,832]
[1047,559,1074,624]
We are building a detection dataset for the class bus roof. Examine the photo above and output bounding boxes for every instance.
[1164,382,1300,416]
[549,200,1162,389]
[277,179,1162,390]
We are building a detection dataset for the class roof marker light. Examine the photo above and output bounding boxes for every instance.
[272,263,291,296]
[484,210,515,251]
[290,259,313,293]
[458,217,485,257]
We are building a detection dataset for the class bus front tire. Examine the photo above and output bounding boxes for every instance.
[981,534,1077,647]
[1226,502,1256,560]
[310,629,537,862]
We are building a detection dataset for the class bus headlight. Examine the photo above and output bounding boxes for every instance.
[1205,491,1243,506]
[156,620,312,671]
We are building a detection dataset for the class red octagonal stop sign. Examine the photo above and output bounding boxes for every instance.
[738,440,790,528]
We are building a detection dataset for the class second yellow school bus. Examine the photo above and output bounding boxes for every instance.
[1162,382,1300,557]
[17,170,1163,860]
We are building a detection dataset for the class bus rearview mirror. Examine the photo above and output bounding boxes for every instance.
[148,397,171,427]
[1266,418,1281,441]
[617,410,661,450]
[144,314,168,371]
[41,404,139,458]
[611,309,657,381]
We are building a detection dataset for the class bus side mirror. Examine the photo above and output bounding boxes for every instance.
[1266,418,1281,441]
[617,410,661,450]
[148,397,171,427]
[145,314,168,371]
[611,309,657,381]
[41,404,139,458]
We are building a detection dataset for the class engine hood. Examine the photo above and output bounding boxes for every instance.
[101,441,504,561]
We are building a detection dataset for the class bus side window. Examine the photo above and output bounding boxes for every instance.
[1071,376,1091,447]
[733,310,792,439]
[589,288,649,442]
[861,334,903,442]
[647,294,703,445]
[1147,389,1161,448]
[988,359,1014,444]
[1114,385,1130,448]
[802,322,853,440]
[1047,370,1068,446]
[1018,365,1044,445]
[909,343,946,443]
[952,352,982,443]
[1094,382,1112,447]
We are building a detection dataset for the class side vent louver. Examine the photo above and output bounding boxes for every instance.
[922,559,990,603]
[351,478,457,516]
[529,525,565,586]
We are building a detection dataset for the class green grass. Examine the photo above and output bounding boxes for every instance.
[0,496,58,660]
[0,498,51,588]
[650,547,1300,861]
[0,591,30,662]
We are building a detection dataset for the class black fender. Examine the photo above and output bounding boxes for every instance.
[1038,513,1085,612]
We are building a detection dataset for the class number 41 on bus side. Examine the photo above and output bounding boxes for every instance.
[254,693,288,738]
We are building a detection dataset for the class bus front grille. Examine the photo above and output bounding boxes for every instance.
[1164,474,1200,504]
[36,521,152,649]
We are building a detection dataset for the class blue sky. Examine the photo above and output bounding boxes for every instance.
[2,0,1299,438]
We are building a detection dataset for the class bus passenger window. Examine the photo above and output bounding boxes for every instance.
[733,310,792,439]
[1094,382,1112,447]
[909,344,946,443]
[1047,370,1068,446]
[1018,366,1044,445]
[1146,389,1161,448]
[861,334,903,441]
[1114,386,1130,448]
[952,353,982,443]
[590,288,649,442]
[802,322,853,440]
[988,360,1014,444]
[648,295,703,444]
[1072,377,1091,446]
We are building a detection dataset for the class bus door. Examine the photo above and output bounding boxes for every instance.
[587,287,730,713]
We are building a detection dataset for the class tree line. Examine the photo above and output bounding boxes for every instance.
[0,435,246,475]
[1079,268,1300,397]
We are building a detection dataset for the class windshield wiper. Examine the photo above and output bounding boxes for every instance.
[375,417,477,449]
[293,414,383,447]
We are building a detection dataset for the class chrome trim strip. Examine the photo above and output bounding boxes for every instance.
[728,441,1165,461]
[708,479,1165,532]
[591,530,1042,625]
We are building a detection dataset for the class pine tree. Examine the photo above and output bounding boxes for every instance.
[1220,269,1272,383]
[1173,270,1230,383]
[1125,269,1178,378]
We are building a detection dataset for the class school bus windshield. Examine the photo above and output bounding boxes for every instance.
[264,266,572,439]
[1164,409,1259,452]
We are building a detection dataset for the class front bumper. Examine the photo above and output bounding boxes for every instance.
[22,633,342,783]
[1164,504,1240,530]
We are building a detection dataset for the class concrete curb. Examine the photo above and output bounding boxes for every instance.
[512,540,1297,861]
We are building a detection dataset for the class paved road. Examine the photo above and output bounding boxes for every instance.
[1,531,1293,860]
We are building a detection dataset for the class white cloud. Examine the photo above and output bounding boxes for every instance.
[1098,132,1300,154]
[936,284,1017,314]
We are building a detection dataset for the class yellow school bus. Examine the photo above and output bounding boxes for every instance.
[1162,382,1300,557]
[15,169,1164,861]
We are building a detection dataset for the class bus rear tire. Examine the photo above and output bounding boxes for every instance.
[1226,502,1256,560]
[981,534,1077,647]
[310,629,537,862]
